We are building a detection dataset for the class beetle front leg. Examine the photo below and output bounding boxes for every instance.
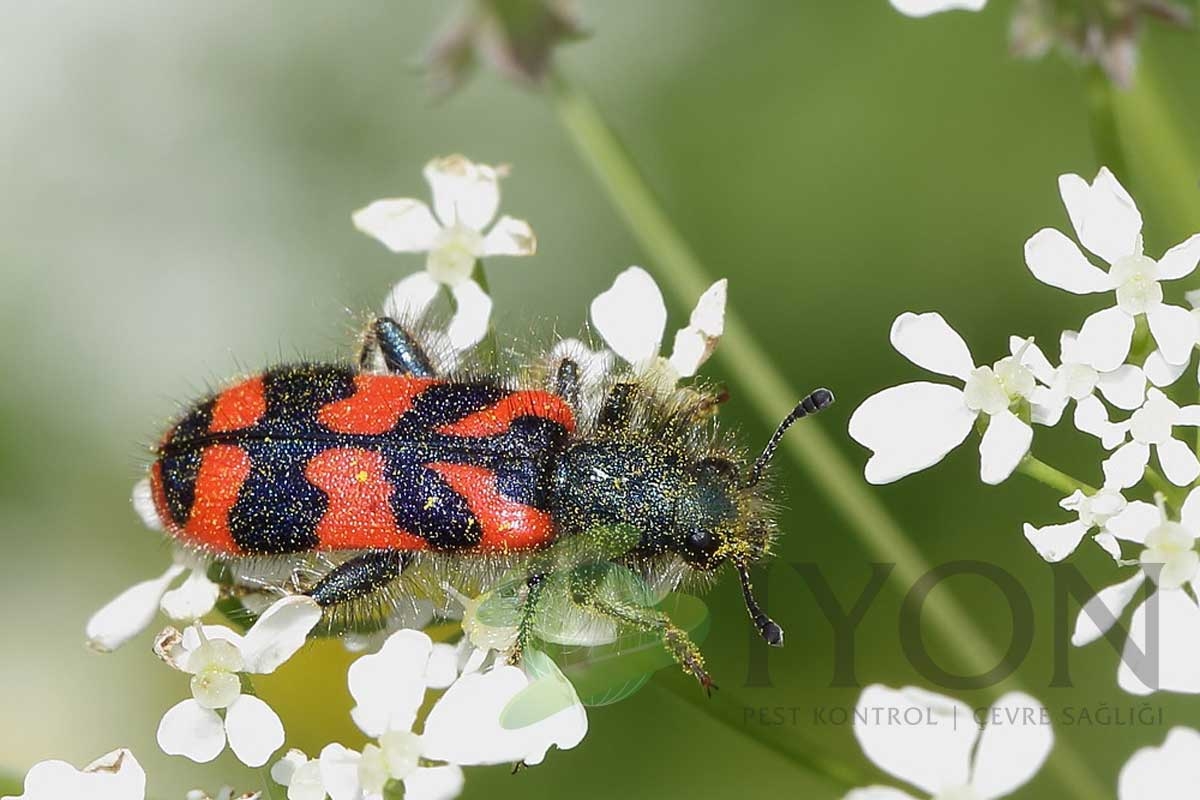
[359,317,438,378]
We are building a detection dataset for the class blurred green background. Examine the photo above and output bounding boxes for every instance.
[2,1,1199,797]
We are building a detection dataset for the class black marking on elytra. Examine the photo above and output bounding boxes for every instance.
[158,397,216,526]
[385,461,482,549]
[229,439,326,554]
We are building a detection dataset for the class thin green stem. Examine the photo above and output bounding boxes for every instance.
[653,682,863,792]
[1018,455,1096,496]
[1084,65,1132,187]
[548,68,1107,799]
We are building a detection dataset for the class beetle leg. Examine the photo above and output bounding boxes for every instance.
[360,317,437,377]
[568,569,715,694]
[307,550,410,608]
[596,382,637,430]
[507,572,547,666]
[551,358,582,408]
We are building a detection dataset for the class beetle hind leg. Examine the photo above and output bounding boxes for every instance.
[307,550,411,608]
[359,317,437,378]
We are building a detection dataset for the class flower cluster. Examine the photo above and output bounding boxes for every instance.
[849,167,1200,791]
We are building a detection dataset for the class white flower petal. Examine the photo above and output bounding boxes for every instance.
[1023,228,1114,294]
[425,642,461,690]
[353,199,443,253]
[1156,233,1200,280]
[667,326,713,378]
[422,665,587,767]
[889,312,974,380]
[224,695,285,768]
[349,629,433,738]
[1103,441,1150,489]
[889,0,987,17]
[1008,335,1054,383]
[446,279,493,352]
[688,279,727,337]
[1118,591,1200,694]
[424,155,501,230]
[852,685,975,795]
[86,564,186,652]
[131,477,163,530]
[1146,304,1198,366]
[1096,365,1146,410]
[1073,394,1126,449]
[1030,385,1066,426]
[269,749,307,788]
[1107,500,1159,544]
[317,744,362,800]
[844,788,920,800]
[1178,405,1200,427]
[383,272,441,321]
[848,383,975,484]
[1023,520,1090,563]
[1179,488,1200,532]
[285,760,327,800]
[403,765,465,800]
[480,215,536,257]
[1077,305,1135,372]
[1059,169,1143,265]
[1156,438,1200,486]
[1094,532,1123,561]
[239,595,322,674]
[160,570,220,621]
[590,267,668,365]
[979,410,1032,485]
[1072,572,1145,647]
[1144,349,1189,387]
[970,692,1053,799]
[157,699,226,763]
[10,749,147,800]
[1118,727,1200,799]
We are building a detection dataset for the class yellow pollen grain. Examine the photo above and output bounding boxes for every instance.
[355,470,369,483]
[424,496,438,510]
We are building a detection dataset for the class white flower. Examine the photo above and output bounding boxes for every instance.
[1073,491,1200,694]
[3,749,145,800]
[589,266,726,387]
[849,312,1045,485]
[186,790,261,800]
[1025,168,1200,372]
[1101,388,1200,488]
[1118,727,1200,798]
[271,750,328,800]
[1009,332,1143,447]
[847,685,1052,800]
[1023,486,1127,562]
[354,155,536,351]
[890,0,986,17]
[85,480,223,652]
[155,595,321,767]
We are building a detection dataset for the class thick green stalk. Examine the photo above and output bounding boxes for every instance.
[548,69,1107,799]
[653,682,863,792]
[1085,65,1132,186]
[1018,456,1096,496]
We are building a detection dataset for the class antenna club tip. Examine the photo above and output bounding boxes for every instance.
[812,388,834,408]
[759,619,784,646]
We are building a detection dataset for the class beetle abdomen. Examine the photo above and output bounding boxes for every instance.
[149,364,575,556]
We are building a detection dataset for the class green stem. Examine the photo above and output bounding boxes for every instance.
[1143,467,1187,511]
[1084,65,1131,187]
[1018,455,1096,495]
[1113,53,1200,242]
[548,68,1107,800]
[653,682,863,791]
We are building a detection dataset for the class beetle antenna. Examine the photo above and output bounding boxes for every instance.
[735,560,783,646]
[744,388,834,487]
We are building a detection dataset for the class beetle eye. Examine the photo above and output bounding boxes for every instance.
[687,529,717,553]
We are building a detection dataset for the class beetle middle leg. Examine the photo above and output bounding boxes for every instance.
[359,317,437,378]
[567,565,714,693]
[307,550,411,608]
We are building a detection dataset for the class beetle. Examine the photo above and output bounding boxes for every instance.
[146,315,832,688]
